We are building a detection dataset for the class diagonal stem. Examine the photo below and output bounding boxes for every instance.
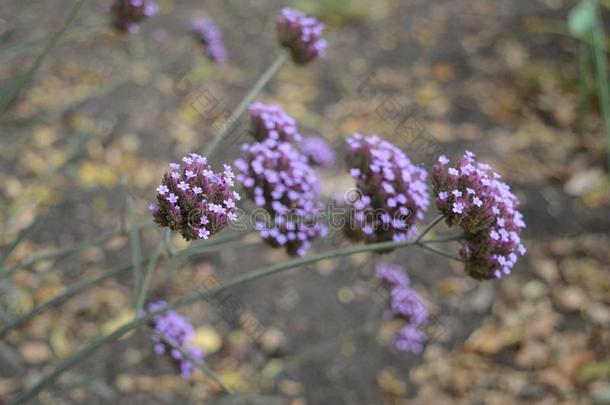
[10,229,458,404]
[416,242,463,262]
[204,52,289,156]
[135,238,163,315]
[420,233,465,244]
[415,214,444,243]
[3,220,155,280]
[0,231,249,339]
[128,197,142,309]
[0,0,87,114]
[152,329,235,395]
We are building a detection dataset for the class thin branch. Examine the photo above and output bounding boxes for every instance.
[420,233,465,244]
[152,329,235,395]
[417,242,463,262]
[128,197,142,309]
[10,230,458,404]
[0,262,133,339]
[4,220,155,279]
[135,238,163,315]
[0,231,248,339]
[162,228,176,257]
[0,0,87,114]
[415,214,444,243]
[204,52,289,156]
[0,215,45,272]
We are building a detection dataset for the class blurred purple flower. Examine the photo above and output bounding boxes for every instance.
[375,262,409,288]
[345,133,430,247]
[301,136,335,168]
[150,153,239,241]
[394,325,427,353]
[276,8,327,65]
[235,139,326,256]
[375,263,428,353]
[145,301,204,379]
[110,0,158,34]
[432,151,526,279]
[248,102,301,143]
[390,286,428,326]
[190,18,227,64]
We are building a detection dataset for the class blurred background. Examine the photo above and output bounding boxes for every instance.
[1,0,610,403]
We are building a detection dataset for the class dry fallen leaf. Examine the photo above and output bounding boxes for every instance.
[18,341,49,364]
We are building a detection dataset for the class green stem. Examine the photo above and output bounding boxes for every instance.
[0,15,105,61]
[10,234,453,404]
[162,228,176,257]
[0,262,134,339]
[134,238,163,315]
[128,198,142,309]
[415,214,444,243]
[152,329,235,395]
[4,220,155,279]
[420,233,465,244]
[204,52,289,156]
[591,8,610,169]
[0,0,87,114]
[0,215,45,272]
[416,242,463,262]
[0,231,248,339]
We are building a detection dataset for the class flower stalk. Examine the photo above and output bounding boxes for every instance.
[10,228,461,404]
[204,52,289,156]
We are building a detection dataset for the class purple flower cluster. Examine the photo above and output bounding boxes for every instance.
[432,151,526,279]
[345,134,429,246]
[145,301,204,379]
[276,8,327,65]
[150,153,239,241]
[190,18,227,64]
[235,139,326,256]
[248,102,301,143]
[300,136,335,168]
[375,263,428,353]
[110,0,159,34]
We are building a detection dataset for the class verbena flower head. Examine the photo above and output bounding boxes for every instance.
[110,0,158,34]
[190,18,227,64]
[145,301,204,379]
[150,153,239,241]
[345,133,430,246]
[276,8,327,65]
[248,102,301,143]
[375,263,428,353]
[301,136,335,168]
[432,151,526,280]
[235,139,326,256]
